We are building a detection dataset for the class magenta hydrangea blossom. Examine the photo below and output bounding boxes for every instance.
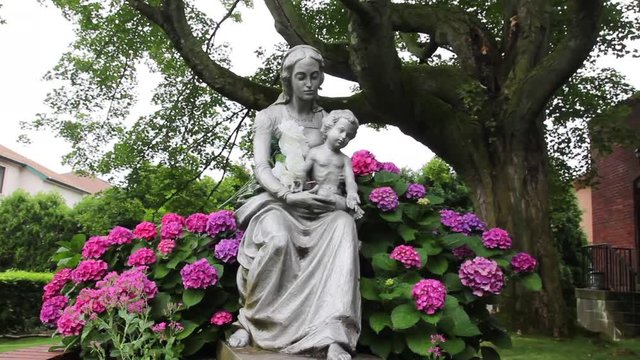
[43,268,72,301]
[234,230,245,242]
[459,257,505,297]
[412,279,447,314]
[351,150,381,176]
[390,245,421,269]
[71,260,108,283]
[215,239,240,263]
[406,183,427,200]
[206,210,237,237]
[40,295,68,326]
[169,321,184,332]
[162,213,185,226]
[511,252,538,273]
[369,186,399,212]
[95,267,158,311]
[73,288,106,315]
[107,226,133,245]
[133,222,157,240]
[158,239,177,255]
[482,228,512,250]
[56,307,85,336]
[439,209,486,234]
[439,209,459,228]
[161,221,183,239]
[81,236,110,259]
[186,213,209,233]
[452,245,475,260]
[180,258,218,289]
[379,162,401,174]
[430,334,446,344]
[127,248,157,267]
[152,322,167,333]
[210,310,233,326]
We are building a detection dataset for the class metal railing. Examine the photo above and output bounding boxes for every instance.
[582,244,637,293]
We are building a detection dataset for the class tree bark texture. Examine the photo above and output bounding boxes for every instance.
[126,0,605,335]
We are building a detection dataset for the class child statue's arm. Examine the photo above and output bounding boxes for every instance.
[343,155,360,209]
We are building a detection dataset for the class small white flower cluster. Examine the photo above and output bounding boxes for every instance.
[272,120,309,192]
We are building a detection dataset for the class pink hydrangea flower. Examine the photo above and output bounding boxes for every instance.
[71,260,108,283]
[439,209,486,234]
[169,321,184,332]
[180,258,218,289]
[406,183,427,200]
[369,186,399,212]
[81,236,110,259]
[390,245,421,269]
[43,268,72,301]
[206,210,237,237]
[428,346,443,358]
[152,322,167,333]
[73,288,106,315]
[56,307,85,336]
[430,334,446,344]
[452,245,475,260]
[210,310,233,326]
[40,295,68,325]
[379,162,400,174]
[133,222,157,240]
[511,252,537,273]
[158,239,177,255]
[127,248,157,267]
[351,150,381,176]
[412,279,447,315]
[161,221,183,239]
[186,213,209,233]
[162,213,185,226]
[482,228,512,250]
[96,267,157,311]
[107,226,133,245]
[459,257,504,296]
[214,239,240,263]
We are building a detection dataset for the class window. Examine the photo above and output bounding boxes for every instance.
[0,166,4,194]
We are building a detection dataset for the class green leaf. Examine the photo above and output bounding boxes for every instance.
[521,273,543,291]
[445,295,459,310]
[453,345,479,360]
[360,278,380,301]
[182,289,205,308]
[405,330,430,356]
[380,209,403,223]
[423,239,443,255]
[70,234,87,252]
[369,312,392,334]
[421,313,441,325]
[425,194,444,205]
[175,320,198,340]
[415,247,428,267]
[447,307,481,337]
[444,273,464,292]
[150,292,172,319]
[440,233,470,249]
[418,215,441,229]
[398,224,418,241]
[153,263,170,279]
[361,240,390,259]
[481,346,501,360]
[370,336,392,359]
[391,304,420,330]
[427,255,448,275]
[441,337,466,355]
[374,171,401,184]
[403,203,424,221]
[372,253,399,272]
[392,180,409,196]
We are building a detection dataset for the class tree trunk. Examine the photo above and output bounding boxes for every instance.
[458,118,569,336]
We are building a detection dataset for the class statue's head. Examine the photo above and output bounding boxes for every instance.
[280,45,325,103]
[321,109,359,144]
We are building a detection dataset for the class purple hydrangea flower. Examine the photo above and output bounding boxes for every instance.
[379,162,401,174]
[40,295,68,326]
[511,252,537,273]
[127,248,157,267]
[482,228,512,250]
[452,245,475,260]
[161,221,183,239]
[406,183,427,200]
[180,259,218,289]
[439,209,486,235]
[186,213,208,233]
[412,279,447,314]
[390,245,421,268]
[207,210,237,237]
[107,226,133,245]
[369,186,399,212]
[459,257,504,296]
[214,239,240,263]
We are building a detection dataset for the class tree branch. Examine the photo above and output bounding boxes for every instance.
[399,33,438,64]
[337,0,372,20]
[263,0,356,81]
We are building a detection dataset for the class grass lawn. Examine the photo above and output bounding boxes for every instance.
[0,337,60,353]
[500,334,640,360]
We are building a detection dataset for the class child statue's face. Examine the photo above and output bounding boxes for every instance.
[326,117,354,150]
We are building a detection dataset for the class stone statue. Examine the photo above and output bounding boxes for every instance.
[229,45,361,360]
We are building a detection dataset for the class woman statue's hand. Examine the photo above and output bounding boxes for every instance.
[285,186,336,213]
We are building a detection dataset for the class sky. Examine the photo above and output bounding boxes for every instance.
[0,1,638,176]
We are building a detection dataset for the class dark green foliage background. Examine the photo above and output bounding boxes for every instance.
[0,271,53,334]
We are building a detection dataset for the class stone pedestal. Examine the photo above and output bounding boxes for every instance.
[217,342,380,360]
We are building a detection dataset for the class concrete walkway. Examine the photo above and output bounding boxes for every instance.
[0,345,73,360]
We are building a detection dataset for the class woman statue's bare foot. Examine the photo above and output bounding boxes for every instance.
[327,343,351,360]
[228,329,250,347]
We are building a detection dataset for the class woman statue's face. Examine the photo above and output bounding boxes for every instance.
[290,57,322,102]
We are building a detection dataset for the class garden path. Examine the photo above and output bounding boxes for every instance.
[0,345,74,360]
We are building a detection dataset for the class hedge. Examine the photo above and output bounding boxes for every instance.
[0,270,53,334]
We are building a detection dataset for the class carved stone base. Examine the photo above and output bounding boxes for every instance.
[217,342,380,360]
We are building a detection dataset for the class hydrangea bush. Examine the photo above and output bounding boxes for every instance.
[352,150,541,359]
[43,211,242,359]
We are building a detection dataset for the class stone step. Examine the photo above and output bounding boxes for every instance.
[217,342,380,360]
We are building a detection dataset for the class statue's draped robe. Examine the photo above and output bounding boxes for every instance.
[235,104,361,355]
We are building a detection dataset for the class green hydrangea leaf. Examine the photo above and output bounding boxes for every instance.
[425,194,444,205]
[372,253,399,272]
[398,224,418,241]
[441,337,466,355]
[370,336,392,358]
[427,255,448,275]
[183,289,205,308]
[369,312,392,334]
[521,273,543,291]
[360,278,380,301]
[391,303,421,329]
[444,273,464,292]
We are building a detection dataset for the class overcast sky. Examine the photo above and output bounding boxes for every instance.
[0,1,638,175]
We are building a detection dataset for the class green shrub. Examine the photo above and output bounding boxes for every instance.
[0,270,52,334]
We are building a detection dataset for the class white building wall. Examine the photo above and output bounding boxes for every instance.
[42,181,85,206]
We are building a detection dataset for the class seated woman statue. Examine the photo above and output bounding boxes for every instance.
[229,45,361,360]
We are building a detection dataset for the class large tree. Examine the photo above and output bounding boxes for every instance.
[31,0,638,334]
